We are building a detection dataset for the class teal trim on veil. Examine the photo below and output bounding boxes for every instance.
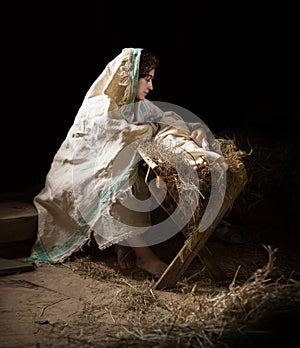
[129,48,142,103]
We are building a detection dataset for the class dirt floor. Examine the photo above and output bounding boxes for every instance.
[0,223,299,348]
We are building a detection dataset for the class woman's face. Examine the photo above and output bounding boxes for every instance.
[135,69,155,101]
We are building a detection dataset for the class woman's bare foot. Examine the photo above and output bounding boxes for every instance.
[133,246,168,278]
[115,244,136,270]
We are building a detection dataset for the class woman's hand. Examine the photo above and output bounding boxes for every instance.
[190,128,207,147]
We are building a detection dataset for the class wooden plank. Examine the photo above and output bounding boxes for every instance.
[0,201,37,243]
[153,196,232,290]
[148,177,229,285]
[153,164,247,290]
[0,239,35,259]
[0,258,35,276]
[137,148,159,171]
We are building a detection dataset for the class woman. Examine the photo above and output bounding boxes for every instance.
[28,48,208,278]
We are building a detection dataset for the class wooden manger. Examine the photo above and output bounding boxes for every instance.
[137,137,247,289]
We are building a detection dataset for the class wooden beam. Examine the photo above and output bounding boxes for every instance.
[153,196,232,290]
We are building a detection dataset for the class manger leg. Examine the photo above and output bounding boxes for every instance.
[198,246,228,282]
[153,197,232,290]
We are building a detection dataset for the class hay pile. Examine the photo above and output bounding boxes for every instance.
[108,246,299,347]
[65,245,299,347]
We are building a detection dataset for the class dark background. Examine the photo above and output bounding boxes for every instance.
[1,2,299,235]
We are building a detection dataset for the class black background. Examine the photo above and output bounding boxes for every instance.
[2,1,299,223]
[1,4,298,343]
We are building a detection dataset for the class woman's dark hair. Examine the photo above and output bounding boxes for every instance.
[139,49,159,78]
